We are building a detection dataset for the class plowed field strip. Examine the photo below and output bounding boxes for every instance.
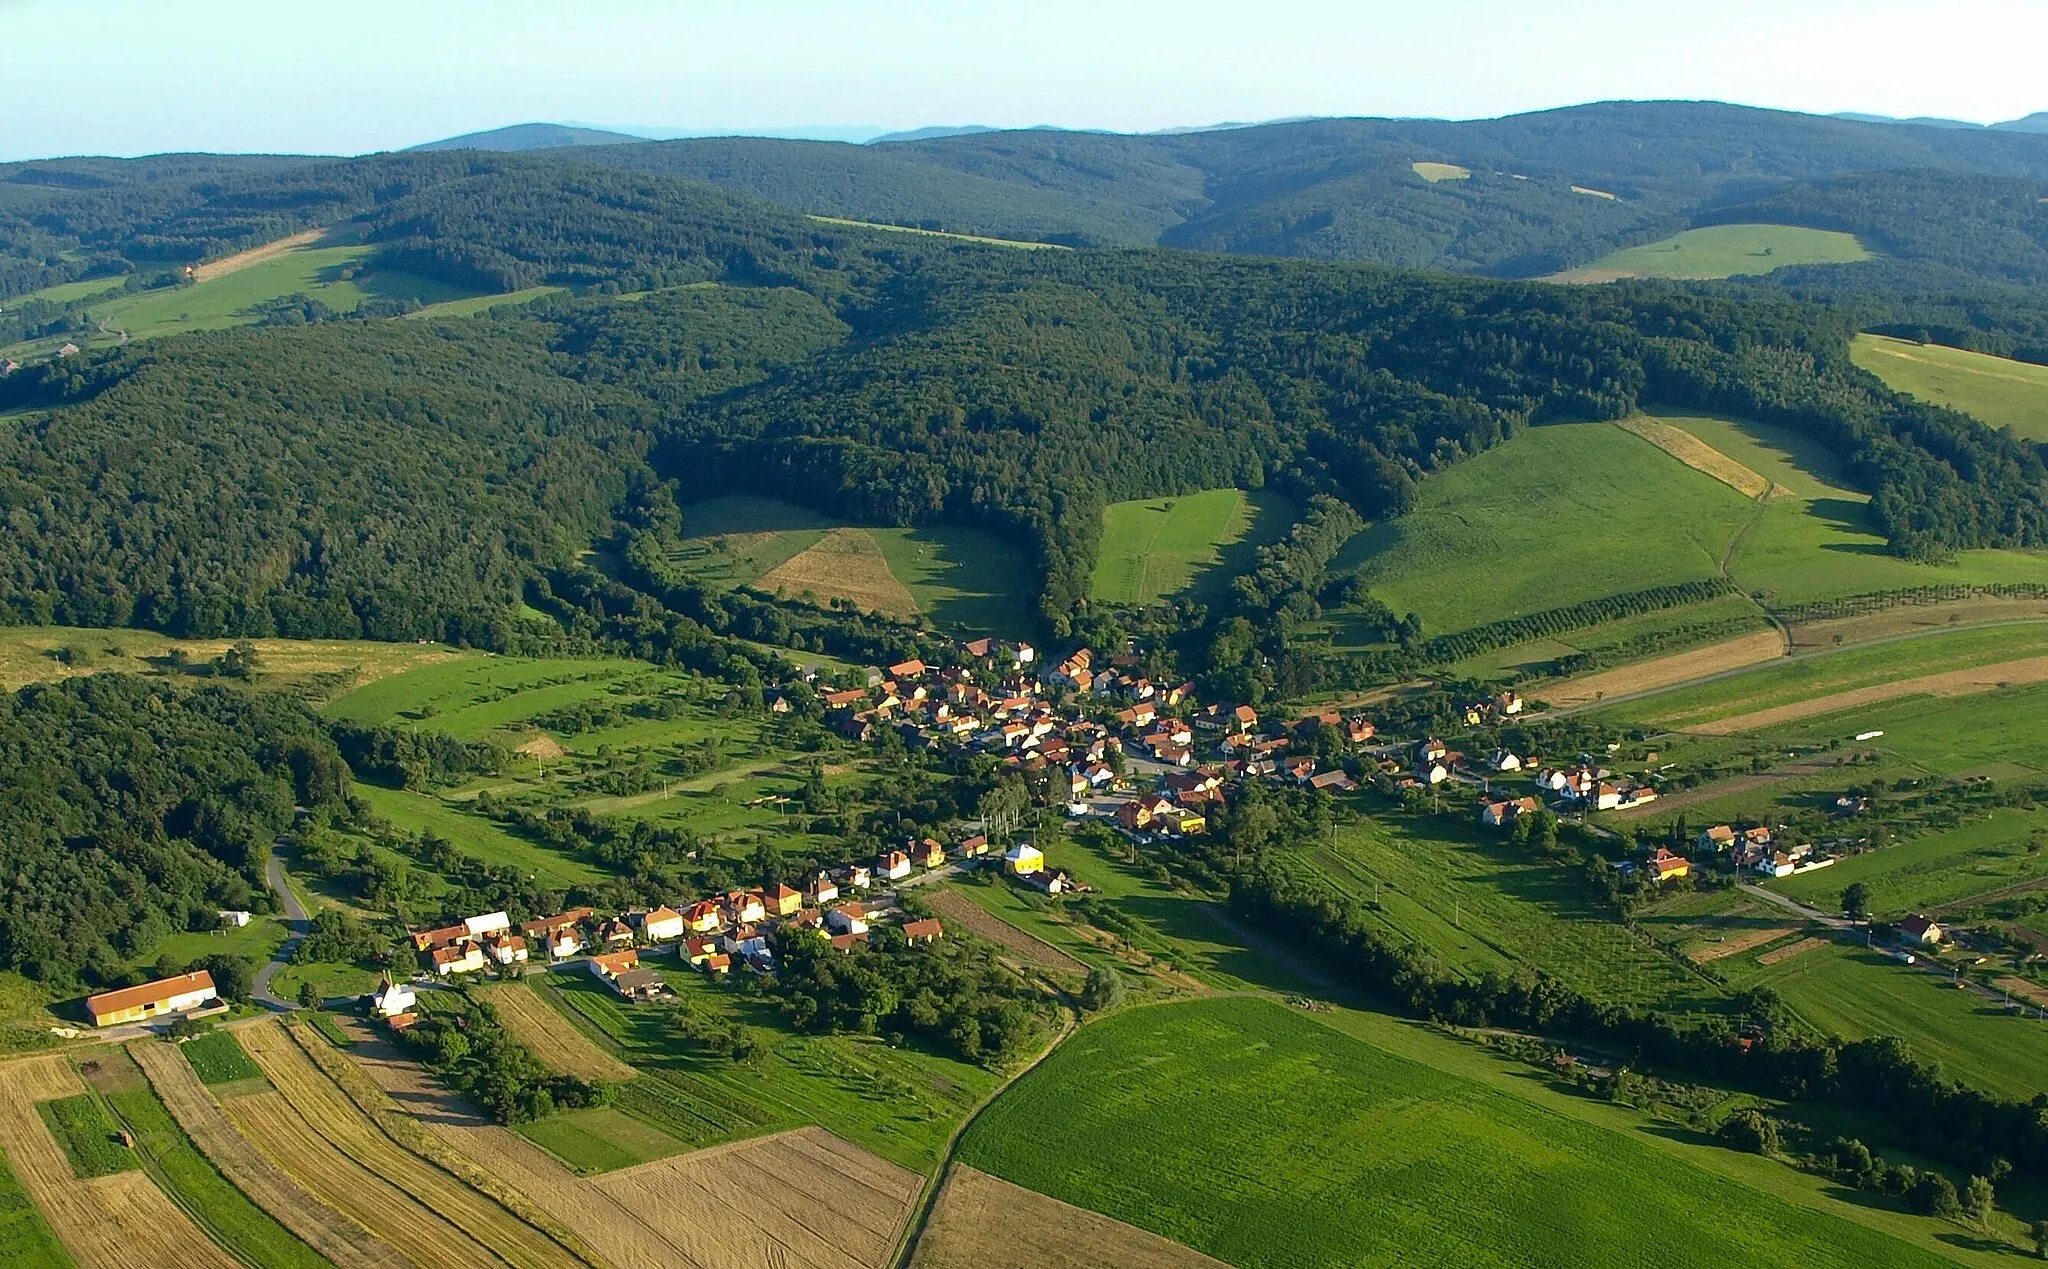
[922,890,1085,974]
[129,1038,410,1269]
[0,1056,236,1269]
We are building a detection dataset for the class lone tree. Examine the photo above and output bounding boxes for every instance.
[1964,1174,1996,1226]
[1842,882,1870,921]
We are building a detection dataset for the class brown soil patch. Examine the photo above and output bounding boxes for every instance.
[128,1039,404,1269]
[472,982,637,1082]
[1619,417,1772,498]
[758,528,919,619]
[334,1019,691,1269]
[0,1054,238,1268]
[1689,925,1799,964]
[1545,629,1787,710]
[1692,653,2048,735]
[190,228,325,282]
[1996,977,2048,1008]
[1572,185,1620,200]
[514,734,568,762]
[1789,601,2048,650]
[922,889,1086,975]
[1758,936,1830,966]
[911,1164,1229,1269]
[593,1126,920,1269]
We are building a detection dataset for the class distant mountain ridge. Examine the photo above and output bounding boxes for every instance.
[411,122,647,151]
[1831,111,2048,133]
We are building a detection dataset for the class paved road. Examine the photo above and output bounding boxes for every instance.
[252,843,311,1011]
[1739,881,1852,931]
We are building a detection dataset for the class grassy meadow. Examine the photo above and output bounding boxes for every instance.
[959,997,1957,1269]
[1852,334,2048,441]
[1556,224,1871,281]
[1090,488,1295,607]
[1768,809,2048,918]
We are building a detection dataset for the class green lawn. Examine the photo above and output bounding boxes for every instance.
[1770,809,2048,917]
[36,1094,135,1178]
[0,1145,72,1267]
[1090,488,1295,607]
[958,997,1954,1269]
[178,1032,264,1086]
[514,1105,686,1173]
[1723,942,2048,1101]
[1570,224,1871,280]
[101,1067,330,1269]
[131,919,287,980]
[869,524,1038,635]
[351,784,607,889]
[1852,334,2048,441]
[1336,421,1755,635]
[536,972,997,1173]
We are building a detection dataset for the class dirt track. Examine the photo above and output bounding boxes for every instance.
[1691,653,2048,734]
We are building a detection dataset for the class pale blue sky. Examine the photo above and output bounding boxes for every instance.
[5,0,2045,160]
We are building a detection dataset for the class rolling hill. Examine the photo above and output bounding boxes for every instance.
[410,122,650,151]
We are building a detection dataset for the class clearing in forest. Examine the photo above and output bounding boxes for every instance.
[758,528,920,619]
[911,1163,1230,1269]
[592,1127,921,1269]
[1410,161,1471,182]
[1851,334,2048,441]
[1616,416,1774,498]
[189,229,327,282]
[1091,488,1294,607]
[0,1055,236,1269]
[472,982,639,1082]
[1548,224,1868,281]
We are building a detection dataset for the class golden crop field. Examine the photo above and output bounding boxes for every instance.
[1617,416,1774,498]
[758,529,921,619]
[0,1054,236,1269]
[237,1020,577,1268]
[912,1164,1230,1269]
[593,1127,920,1269]
[128,1038,406,1269]
[474,983,638,1082]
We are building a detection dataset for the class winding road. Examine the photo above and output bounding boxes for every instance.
[252,843,311,1010]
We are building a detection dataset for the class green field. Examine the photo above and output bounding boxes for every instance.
[515,1105,687,1173]
[351,783,608,889]
[101,1064,330,1269]
[1564,224,1871,280]
[404,286,567,321]
[323,655,650,737]
[36,1094,135,1179]
[1335,421,1755,636]
[1,233,483,360]
[958,997,1953,1269]
[177,1031,264,1086]
[0,1146,71,1267]
[1724,942,2048,1101]
[1766,681,2048,780]
[1090,488,1295,606]
[538,971,997,1172]
[1852,334,2048,441]
[1769,810,2048,917]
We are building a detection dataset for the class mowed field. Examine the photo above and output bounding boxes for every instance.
[1090,488,1295,606]
[472,982,638,1082]
[958,997,1955,1269]
[1547,223,1871,282]
[1852,333,2048,440]
[912,1164,1229,1269]
[675,494,1037,633]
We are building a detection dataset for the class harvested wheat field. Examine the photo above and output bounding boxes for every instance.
[910,1163,1230,1269]
[474,983,637,1082]
[336,1020,692,1269]
[1692,654,2048,735]
[1544,630,1786,710]
[923,889,1086,975]
[1758,937,1830,966]
[190,228,326,281]
[758,529,919,619]
[128,1038,407,1269]
[0,1054,236,1269]
[237,1020,578,1269]
[1689,925,1800,964]
[1619,417,1774,498]
[594,1127,920,1269]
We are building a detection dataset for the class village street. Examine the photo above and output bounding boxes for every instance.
[252,842,312,1010]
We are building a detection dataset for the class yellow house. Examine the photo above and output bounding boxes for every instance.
[1167,808,1207,836]
[1004,843,1045,876]
[685,901,723,933]
[85,970,218,1028]
[768,884,803,917]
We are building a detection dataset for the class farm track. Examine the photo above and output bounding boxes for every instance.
[333,1018,692,1269]
[129,1037,410,1269]
[237,1019,581,1269]
[0,1055,237,1269]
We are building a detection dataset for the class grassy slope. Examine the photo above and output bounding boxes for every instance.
[0,625,472,694]
[351,784,606,888]
[1724,942,2048,1101]
[1090,488,1295,607]
[1338,421,1755,634]
[1852,334,2048,441]
[959,997,1953,1269]
[1569,224,1871,279]
[322,656,647,736]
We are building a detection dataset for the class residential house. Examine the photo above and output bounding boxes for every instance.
[599,918,636,946]
[962,637,994,660]
[726,891,768,925]
[1308,770,1358,793]
[611,968,666,1000]
[1497,691,1525,716]
[411,923,470,953]
[1645,848,1690,883]
[828,933,864,954]
[901,919,944,944]
[878,850,913,881]
[520,908,593,948]
[368,976,415,1019]
[683,936,719,966]
[767,884,804,917]
[1161,806,1207,835]
[1419,739,1448,764]
[1898,915,1944,945]
[1480,796,1542,828]
[1698,825,1738,853]
[1287,757,1319,784]
[845,864,873,890]
[1418,760,1451,786]
[1004,843,1046,876]
[888,658,927,680]
[956,835,990,859]
[431,943,485,976]
[483,933,528,966]
[1347,717,1377,745]
[684,900,724,934]
[641,906,686,942]
[464,911,512,939]
[804,872,840,905]
[1754,852,1797,879]
[85,971,218,1028]
[704,953,733,975]
[589,948,641,981]
[826,903,870,936]
[1489,750,1523,772]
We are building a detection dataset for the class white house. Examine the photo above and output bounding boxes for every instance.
[1488,750,1522,773]
[826,904,870,936]
[370,977,417,1018]
[464,911,512,939]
